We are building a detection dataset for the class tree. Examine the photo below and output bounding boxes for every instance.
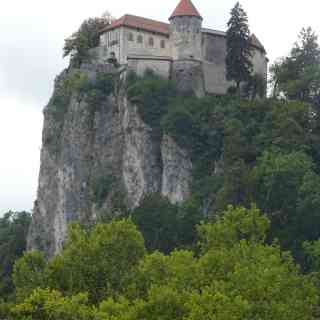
[13,251,46,301]
[131,195,201,254]
[11,288,94,320]
[46,220,145,304]
[100,206,318,320]
[226,2,253,93]
[8,207,319,319]
[0,211,31,300]
[63,17,109,67]
[270,27,320,106]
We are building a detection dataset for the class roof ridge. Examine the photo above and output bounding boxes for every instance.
[102,14,170,35]
[125,14,169,26]
[169,0,202,20]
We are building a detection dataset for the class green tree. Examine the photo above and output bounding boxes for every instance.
[13,251,46,301]
[131,195,201,254]
[252,150,318,251]
[46,220,145,304]
[98,206,318,320]
[11,288,94,320]
[8,207,319,320]
[226,2,253,93]
[0,211,31,300]
[270,27,320,106]
[63,17,109,66]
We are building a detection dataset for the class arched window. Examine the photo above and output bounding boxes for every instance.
[148,37,154,47]
[128,33,134,41]
[137,35,143,44]
[160,39,165,49]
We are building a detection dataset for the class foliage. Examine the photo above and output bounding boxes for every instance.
[130,195,202,254]
[252,151,320,250]
[47,220,143,304]
[10,206,318,319]
[13,251,46,301]
[11,288,94,320]
[198,205,270,251]
[125,70,320,259]
[270,27,320,106]
[0,211,31,300]
[226,2,253,92]
[127,70,176,134]
[44,69,115,157]
[244,73,267,99]
[63,17,108,67]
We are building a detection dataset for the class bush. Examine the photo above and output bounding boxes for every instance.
[130,194,202,254]
[63,17,109,67]
[127,71,176,133]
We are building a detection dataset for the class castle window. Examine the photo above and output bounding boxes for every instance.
[128,32,134,41]
[137,35,143,44]
[160,40,165,49]
[148,37,154,47]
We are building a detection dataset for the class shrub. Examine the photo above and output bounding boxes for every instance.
[127,71,176,132]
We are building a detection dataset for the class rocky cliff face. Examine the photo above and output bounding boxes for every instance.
[27,64,193,258]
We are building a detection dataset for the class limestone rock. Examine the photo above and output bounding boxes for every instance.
[27,64,193,258]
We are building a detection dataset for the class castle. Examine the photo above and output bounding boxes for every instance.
[98,0,268,96]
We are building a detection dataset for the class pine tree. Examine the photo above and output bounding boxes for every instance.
[226,2,252,93]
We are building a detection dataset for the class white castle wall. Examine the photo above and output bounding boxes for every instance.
[99,21,268,95]
[127,57,171,78]
[170,16,202,60]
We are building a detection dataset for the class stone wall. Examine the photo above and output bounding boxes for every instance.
[170,16,202,60]
[172,59,205,97]
[127,56,172,78]
[100,27,123,63]
[202,32,232,94]
[251,47,268,80]
[201,31,268,95]
[123,27,171,59]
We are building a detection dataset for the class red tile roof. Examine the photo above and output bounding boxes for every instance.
[169,0,202,19]
[100,14,266,53]
[101,14,170,36]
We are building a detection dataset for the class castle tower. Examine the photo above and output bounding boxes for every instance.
[169,0,205,97]
[169,0,203,60]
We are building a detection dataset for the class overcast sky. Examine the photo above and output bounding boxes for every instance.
[0,0,319,214]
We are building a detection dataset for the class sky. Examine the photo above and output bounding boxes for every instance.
[0,0,319,214]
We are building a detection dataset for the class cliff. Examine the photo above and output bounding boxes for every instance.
[27,63,193,257]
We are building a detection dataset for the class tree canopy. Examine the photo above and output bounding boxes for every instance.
[0,211,31,300]
[63,17,109,67]
[4,208,318,320]
[270,27,320,106]
[226,2,253,92]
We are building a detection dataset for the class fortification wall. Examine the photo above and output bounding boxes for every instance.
[123,27,171,59]
[99,27,123,63]
[201,32,268,94]
[172,59,205,97]
[201,32,232,94]
[251,48,268,80]
[170,16,202,60]
[127,56,171,78]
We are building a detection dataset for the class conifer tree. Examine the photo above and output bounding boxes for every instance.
[270,27,320,105]
[226,2,252,93]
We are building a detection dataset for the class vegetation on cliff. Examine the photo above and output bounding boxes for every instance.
[2,207,318,319]
[0,212,31,300]
[3,9,320,320]
[226,2,252,93]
